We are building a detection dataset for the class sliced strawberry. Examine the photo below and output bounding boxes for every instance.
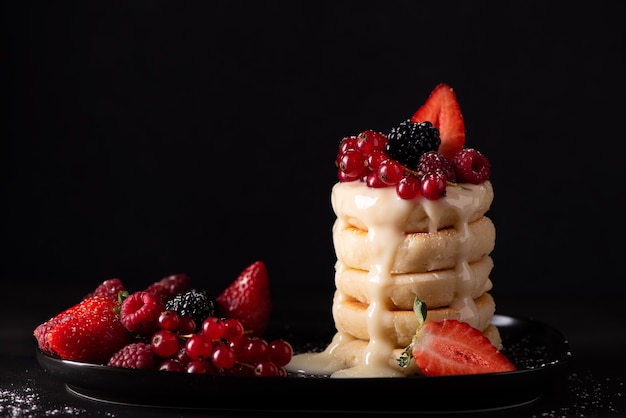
[34,296,131,364]
[411,83,465,161]
[216,260,272,337]
[412,319,516,376]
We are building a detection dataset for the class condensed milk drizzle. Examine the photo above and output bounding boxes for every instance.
[286,181,493,378]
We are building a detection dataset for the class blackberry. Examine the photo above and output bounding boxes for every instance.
[385,120,441,170]
[164,289,218,330]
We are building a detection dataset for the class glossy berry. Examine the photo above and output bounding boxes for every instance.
[177,315,197,335]
[254,361,279,376]
[356,129,387,155]
[201,317,225,340]
[222,318,245,342]
[396,175,421,200]
[338,150,367,178]
[185,334,213,361]
[268,339,293,367]
[150,330,180,358]
[157,310,180,332]
[421,172,447,200]
[211,343,237,369]
[377,159,404,185]
[158,358,185,372]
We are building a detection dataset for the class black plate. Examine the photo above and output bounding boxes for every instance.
[36,315,572,413]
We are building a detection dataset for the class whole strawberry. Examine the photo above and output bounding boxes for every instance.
[34,296,131,364]
[217,261,272,337]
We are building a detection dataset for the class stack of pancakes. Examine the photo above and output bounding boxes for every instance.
[327,179,501,375]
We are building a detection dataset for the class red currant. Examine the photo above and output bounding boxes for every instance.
[201,317,225,340]
[268,339,293,367]
[151,329,180,358]
[338,150,366,178]
[157,310,180,332]
[211,343,237,369]
[377,159,404,185]
[158,359,185,372]
[421,172,447,200]
[356,130,387,155]
[222,318,245,343]
[254,361,279,376]
[396,175,421,199]
[177,315,196,335]
[185,334,213,361]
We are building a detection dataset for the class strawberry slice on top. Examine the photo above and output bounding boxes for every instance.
[411,83,466,162]
[216,260,272,338]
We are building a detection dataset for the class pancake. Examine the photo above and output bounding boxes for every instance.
[332,291,496,348]
[331,180,494,233]
[334,256,494,310]
[333,216,496,274]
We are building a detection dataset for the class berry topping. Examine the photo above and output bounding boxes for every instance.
[108,342,156,370]
[217,260,272,338]
[334,84,489,200]
[411,83,466,162]
[452,148,491,184]
[385,120,441,170]
[119,291,165,337]
[399,297,516,376]
[165,289,218,332]
[34,296,131,363]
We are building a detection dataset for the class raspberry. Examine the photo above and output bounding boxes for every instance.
[84,278,126,300]
[120,291,165,337]
[144,273,193,302]
[452,148,491,184]
[108,342,156,370]
[418,151,457,183]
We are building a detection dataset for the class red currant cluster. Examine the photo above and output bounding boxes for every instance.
[111,309,293,377]
[336,130,490,200]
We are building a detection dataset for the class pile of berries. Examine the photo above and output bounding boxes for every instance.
[336,126,490,200]
[35,261,291,377]
[111,307,293,377]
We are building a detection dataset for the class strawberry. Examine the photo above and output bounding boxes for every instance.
[398,297,516,376]
[411,319,516,376]
[216,260,271,337]
[34,296,131,364]
[411,83,466,162]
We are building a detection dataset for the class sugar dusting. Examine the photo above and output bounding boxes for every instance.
[532,371,624,418]
[0,379,93,417]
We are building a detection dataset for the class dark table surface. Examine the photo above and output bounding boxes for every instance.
[2,282,624,418]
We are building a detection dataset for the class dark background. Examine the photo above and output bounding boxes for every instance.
[3,1,625,302]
